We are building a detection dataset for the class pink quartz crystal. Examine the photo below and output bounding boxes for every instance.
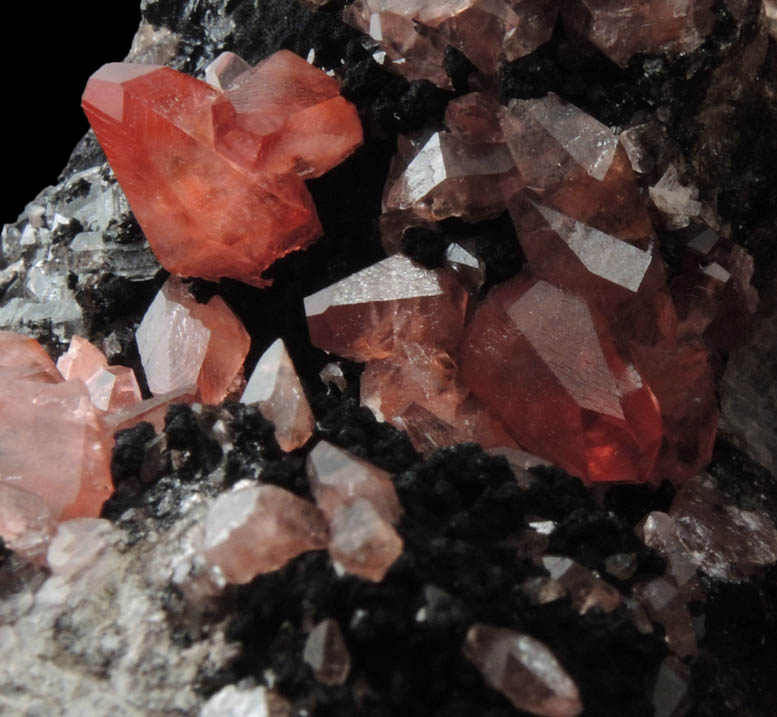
[328,498,404,582]
[0,378,113,520]
[563,0,714,67]
[345,0,558,88]
[0,331,62,384]
[241,339,314,452]
[58,336,142,412]
[304,254,468,361]
[136,276,249,405]
[463,624,583,717]
[200,483,329,584]
[306,441,401,523]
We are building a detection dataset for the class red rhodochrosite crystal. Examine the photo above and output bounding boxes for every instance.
[136,277,249,404]
[461,275,663,483]
[211,50,363,178]
[82,53,362,287]
[305,254,468,361]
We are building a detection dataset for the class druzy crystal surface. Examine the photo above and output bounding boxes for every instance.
[136,276,249,404]
[82,52,362,287]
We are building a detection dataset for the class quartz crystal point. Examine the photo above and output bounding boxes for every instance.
[199,483,329,585]
[306,442,403,581]
[241,339,314,452]
[461,275,663,483]
[58,336,142,411]
[303,618,351,686]
[0,331,62,383]
[463,624,583,717]
[136,277,249,404]
[541,556,621,614]
[563,0,714,67]
[345,0,558,88]
[328,498,404,582]
[82,54,362,287]
[306,441,401,523]
[0,378,113,520]
[500,93,654,245]
[305,254,468,361]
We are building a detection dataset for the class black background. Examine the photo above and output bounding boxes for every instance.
[3,2,140,224]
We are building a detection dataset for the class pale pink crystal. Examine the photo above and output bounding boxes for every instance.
[241,339,314,452]
[0,331,62,384]
[204,51,251,90]
[85,365,143,411]
[360,343,515,455]
[200,483,329,584]
[56,335,108,381]
[136,277,249,405]
[0,483,55,562]
[0,379,113,520]
[328,498,403,582]
[463,624,583,717]
[306,441,401,523]
[305,254,468,361]
[541,556,622,614]
[103,386,196,433]
[303,618,351,686]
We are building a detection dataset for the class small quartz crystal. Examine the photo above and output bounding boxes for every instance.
[303,618,351,686]
[463,623,583,717]
[241,339,314,451]
[305,254,467,361]
[136,277,249,404]
[199,483,329,584]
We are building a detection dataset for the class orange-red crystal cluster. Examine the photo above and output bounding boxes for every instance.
[308,91,757,485]
[82,50,362,287]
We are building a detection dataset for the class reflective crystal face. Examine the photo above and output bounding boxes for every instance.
[463,624,583,717]
[137,277,249,405]
[304,254,468,361]
[82,52,362,287]
[241,339,314,452]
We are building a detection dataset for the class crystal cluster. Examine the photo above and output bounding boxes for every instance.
[308,89,755,483]
[345,0,719,88]
[82,50,362,287]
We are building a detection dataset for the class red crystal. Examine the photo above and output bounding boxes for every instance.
[82,54,362,287]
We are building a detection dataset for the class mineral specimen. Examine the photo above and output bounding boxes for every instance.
[463,624,583,717]
[0,377,113,520]
[136,276,249,404]
[306,440,401,523]
[344,0,558,88]
[198,483,329,585]
[305,254,467,361]
[303,618,351,686]
[0,483,54,563]
[0,331,63,384]
[241,339,314,452]
[82,52,362,287]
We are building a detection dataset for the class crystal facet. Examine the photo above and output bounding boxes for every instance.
[241,339,314,452]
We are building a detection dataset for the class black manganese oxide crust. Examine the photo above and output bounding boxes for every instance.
[15,0,770,714]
